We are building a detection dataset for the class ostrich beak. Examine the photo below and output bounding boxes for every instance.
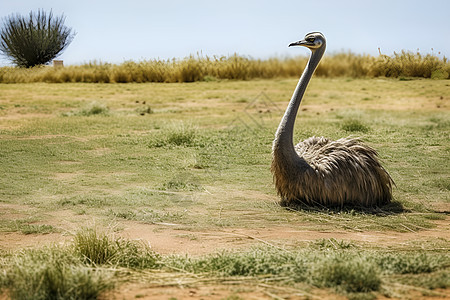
[288,39,307,47]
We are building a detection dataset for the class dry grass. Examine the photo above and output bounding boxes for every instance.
[0,51,448,83]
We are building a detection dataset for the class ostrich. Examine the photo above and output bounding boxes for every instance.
[271,32,393,207]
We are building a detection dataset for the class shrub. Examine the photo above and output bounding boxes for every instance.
[0,9,75,67]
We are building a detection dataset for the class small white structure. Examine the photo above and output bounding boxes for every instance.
[53,60,64,68]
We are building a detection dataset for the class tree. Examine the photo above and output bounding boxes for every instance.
[0,9,75,68]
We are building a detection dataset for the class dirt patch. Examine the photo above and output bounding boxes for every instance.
[0,203,33,220]
[0,112,52,121]
[104,281,346,300]
[104,283,274,300]
[56,160,83,165]
[117,217,450,255]
[53,171,85,181]
[430,201,450,213]
[0,134,89,142]
[1,204,448,254]
[0,232,69,250]
[0,207,94,250]
[85,147,112,156]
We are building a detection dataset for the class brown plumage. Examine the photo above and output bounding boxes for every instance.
[272,32,393,207]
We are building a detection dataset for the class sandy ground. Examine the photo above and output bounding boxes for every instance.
[1,203,449,254]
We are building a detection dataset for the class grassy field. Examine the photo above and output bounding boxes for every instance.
[0,78,449,299]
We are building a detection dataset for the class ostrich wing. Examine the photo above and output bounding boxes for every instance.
[291,136,393,206]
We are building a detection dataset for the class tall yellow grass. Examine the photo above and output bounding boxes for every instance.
[0,51,448,83]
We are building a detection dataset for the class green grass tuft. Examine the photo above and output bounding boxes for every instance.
[150,123,198,147]
[341,119,370,133]
[109,208,186,224]
[1,247,113,300]
[20,224,56,235]
[313,254,381,293]
[63,101,109,117]
[162,176,202,191]
[73,228,159,269]
[375,252,444,274]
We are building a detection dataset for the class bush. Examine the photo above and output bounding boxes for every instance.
[0,9,75,68]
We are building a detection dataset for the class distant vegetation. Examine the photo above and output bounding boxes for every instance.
[0,51,448,83]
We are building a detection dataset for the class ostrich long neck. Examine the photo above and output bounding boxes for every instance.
[273,47,325,159]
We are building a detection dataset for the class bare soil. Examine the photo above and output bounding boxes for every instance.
[1,204,448,254]
[104,283,349,300]
[116,218,450,255]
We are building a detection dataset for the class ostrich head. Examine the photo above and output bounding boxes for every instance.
[289,32,326,50]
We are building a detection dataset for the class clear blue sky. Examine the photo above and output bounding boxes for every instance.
[1,0,449,65]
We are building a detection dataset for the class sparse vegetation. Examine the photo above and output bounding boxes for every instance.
[0,219,57,235]
[0,229,448,299]
[62,101,109,116]
[19,224,56,235]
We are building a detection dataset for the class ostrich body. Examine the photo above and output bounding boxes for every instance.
[271,32,393,207]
